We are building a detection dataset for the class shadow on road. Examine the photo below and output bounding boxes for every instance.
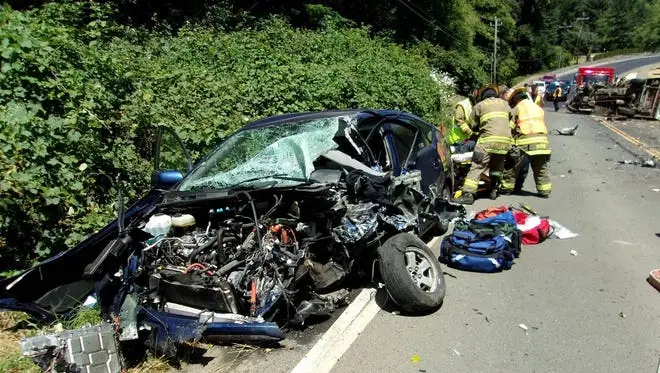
[374,284,446,317]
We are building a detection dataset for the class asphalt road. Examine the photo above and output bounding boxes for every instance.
[556,54,660,81]
[330,108,660,373]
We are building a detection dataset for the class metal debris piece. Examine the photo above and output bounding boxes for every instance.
[555,125,579,136]
[642,159,656,168]
[21,323,121,373]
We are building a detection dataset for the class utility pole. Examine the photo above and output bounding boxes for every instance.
[491,17,500,83]
[573,16,590,64]
[557,24,573,68]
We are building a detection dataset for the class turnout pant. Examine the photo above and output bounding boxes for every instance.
[553,98,560,111]
[503,147,529,192]
[461,144,505,194]
[503,149,551,194]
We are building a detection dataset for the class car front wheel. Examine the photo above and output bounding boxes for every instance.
[378,233,446,314]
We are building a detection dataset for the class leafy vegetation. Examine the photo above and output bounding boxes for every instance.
[0,2,452,272]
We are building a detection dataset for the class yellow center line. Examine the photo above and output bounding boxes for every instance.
[597,119,660,159]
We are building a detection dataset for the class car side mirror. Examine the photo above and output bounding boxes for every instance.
[152,170,184,189]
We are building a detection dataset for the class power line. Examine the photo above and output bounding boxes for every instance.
[394,0,466,47]
[491,17,501,83]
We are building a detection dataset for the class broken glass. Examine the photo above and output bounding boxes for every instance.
[179,117,342,191]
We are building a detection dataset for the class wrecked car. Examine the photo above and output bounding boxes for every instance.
[567,65,660,119]
[1,110,462,363]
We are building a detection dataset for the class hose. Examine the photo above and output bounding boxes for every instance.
[187,234,218,264]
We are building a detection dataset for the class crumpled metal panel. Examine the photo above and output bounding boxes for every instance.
[181,117,340,190]
[21,323,120,373]
[332,202,380,243]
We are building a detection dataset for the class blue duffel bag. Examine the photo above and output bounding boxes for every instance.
[440,229,516,273]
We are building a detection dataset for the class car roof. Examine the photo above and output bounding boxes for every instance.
[238,109,430,132]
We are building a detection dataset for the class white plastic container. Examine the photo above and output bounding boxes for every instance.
[172,214,196,229]
[144,213,172,237]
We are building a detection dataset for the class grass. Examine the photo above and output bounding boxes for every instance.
[129,354,172,373]
[0,312,40,373]
[61,305,103,330]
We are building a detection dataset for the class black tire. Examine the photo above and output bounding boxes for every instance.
[378,233,446,314]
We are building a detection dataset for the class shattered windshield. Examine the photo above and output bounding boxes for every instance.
[178,116,343,191]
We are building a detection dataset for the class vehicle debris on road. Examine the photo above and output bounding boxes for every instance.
[647,269,660,292]
[570,250,578,256]
[642,159,656,168]
[556,125,579,136]
[21,323,121,373]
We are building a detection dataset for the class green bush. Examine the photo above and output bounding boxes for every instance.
[121,18,452,158]
[0,6,452,272]
[0,4,152,271]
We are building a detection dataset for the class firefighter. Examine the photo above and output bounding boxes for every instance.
[524,84,534,103]
[532,86,544,107]
[552,84,563,112]
[446,94,474,146]
[454,84,513,205]
[502,87,552,198]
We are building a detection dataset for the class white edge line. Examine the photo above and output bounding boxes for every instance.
[290,288,377,373]
[290,236,442,373]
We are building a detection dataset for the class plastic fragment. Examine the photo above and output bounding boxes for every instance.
[560,174,565,178]
[642,159,656,168]
[570,250,578,256]
[652,188,660,192]
[411,355,421,364]
[452,349,461,356]
[518,323,528,331]
[549,219,579,239]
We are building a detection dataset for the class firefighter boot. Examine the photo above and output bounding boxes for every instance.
[453,190,475,205]
[490,176,500,200]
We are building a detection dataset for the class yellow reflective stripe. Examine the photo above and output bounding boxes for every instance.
[537,183,552,191]
[463,179,479,188]
[509,120,516,130]
[480,111,509,122]
[516,137,548,145]
[519,115,544,122]
[525,149,551,155]
[501,181,515,189]
[479,135,514,144]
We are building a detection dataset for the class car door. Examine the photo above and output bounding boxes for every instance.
[379,119,451,196]
[0,127,192,320]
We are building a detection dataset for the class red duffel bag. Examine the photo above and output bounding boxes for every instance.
[511,209,552,245]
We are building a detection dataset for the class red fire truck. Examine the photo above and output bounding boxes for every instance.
[574,66,615,86]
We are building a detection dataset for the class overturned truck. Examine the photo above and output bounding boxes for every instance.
[567,65,660,119]
[2,110,463,371]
